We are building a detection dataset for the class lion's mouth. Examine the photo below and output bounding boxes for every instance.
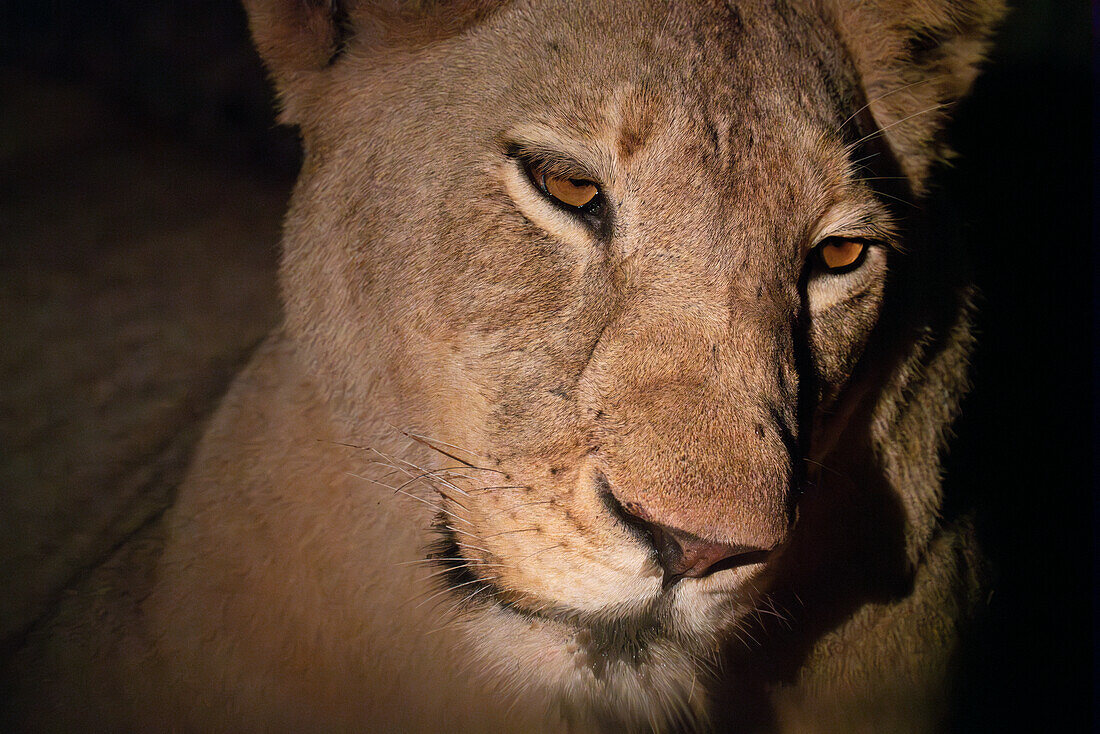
[426,526,503,610]
[427,522,664,626]
[428,518,761,634]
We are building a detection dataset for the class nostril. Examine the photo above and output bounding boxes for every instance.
[647,523,770,589]
[596,475,772,588]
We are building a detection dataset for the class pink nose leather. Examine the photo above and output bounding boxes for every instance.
[644,520,771,588]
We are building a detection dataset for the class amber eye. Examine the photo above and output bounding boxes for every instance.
[814,238,867,273]
[528,162,600,210]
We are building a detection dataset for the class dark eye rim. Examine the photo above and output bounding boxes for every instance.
[523,160,605,218]
[811,236,874,276]
[501,143,609,228]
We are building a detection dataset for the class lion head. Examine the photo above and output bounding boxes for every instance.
[151,1,1006,730]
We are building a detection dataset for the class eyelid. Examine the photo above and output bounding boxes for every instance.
[824,230,897,251]
[511,152,600,189]
[808,197,900,253]
[514,154,605,221]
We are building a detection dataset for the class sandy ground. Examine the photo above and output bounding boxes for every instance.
[0,69,288,655]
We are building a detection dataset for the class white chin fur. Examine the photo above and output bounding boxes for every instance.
[451,566,762,732]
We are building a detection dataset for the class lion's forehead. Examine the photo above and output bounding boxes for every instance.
[319,0,864,258]
[446,1,862,236]
[471,0,858,144]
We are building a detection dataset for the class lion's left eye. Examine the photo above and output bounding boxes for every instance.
[527,161,601,212]
[812,238,867,274]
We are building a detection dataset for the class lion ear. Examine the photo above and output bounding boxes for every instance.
[242,0,502,122]
[828,0,1006,189]
[241,0,349,121]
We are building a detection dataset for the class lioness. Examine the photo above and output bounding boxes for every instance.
[7,0,1005,731]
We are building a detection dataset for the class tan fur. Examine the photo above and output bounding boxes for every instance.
[5,1,1004,731]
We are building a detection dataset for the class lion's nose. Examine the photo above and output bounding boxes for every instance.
[616,500,773,588]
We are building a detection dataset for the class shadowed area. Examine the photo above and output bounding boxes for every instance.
[0,69,288,655]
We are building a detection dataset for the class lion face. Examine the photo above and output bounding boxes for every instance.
[287,2,886,594]
[238,0,1001,725]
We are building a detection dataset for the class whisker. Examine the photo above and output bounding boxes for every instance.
[435,468,501,485]
[424,620,459,636]
[413,576,487,610]
[398,557,468,566]
[751,604,788,623]
[393,426,486,460]
[848,150,882,167]
[323,438,373,452]
[365,448,424,479]
[847,101,949,151]
[834,76,943,135]
[483,527,541,539]
[394,464,495,481]
[727,626,750,651]
[421,565,467,582]
[455,584,491,606]
[420,562,506,582]
[869,188,918,210]
[802,457,847,478]
[452,537,495,556]
[446,524,485,542]
[363,468,470,508]
[399,429,483,469]
[326,438,489,488]
[388,469,471,508]
[734,620,760,648]
[347,472,473,526]
[370,446,472,498]
[766,598,795,631]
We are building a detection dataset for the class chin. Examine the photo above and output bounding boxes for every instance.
[444,553,768,732]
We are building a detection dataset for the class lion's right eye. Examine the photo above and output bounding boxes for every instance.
[812,237,868,274]
[526,161,602,213]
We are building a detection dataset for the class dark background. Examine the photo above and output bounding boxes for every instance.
[939,4,1093,730]
[0,1,1092,730]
